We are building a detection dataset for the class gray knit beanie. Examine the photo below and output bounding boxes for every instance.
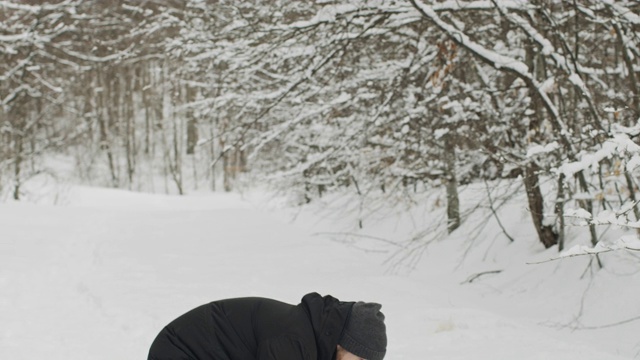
[339,302,387,360]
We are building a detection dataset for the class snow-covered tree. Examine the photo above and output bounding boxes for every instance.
[2,0,640,254]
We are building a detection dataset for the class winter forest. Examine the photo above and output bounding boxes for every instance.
[3,0,640,251]
[3,0,640,359]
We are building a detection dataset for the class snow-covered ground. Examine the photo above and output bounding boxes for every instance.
[1,185,639,359]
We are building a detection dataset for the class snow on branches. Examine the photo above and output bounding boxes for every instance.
[530,235,640,264]
[558,132,640,178]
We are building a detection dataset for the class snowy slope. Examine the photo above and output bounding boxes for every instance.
[0,186,637,359]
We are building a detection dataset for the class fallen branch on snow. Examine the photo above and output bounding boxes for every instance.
[460,269,503,284]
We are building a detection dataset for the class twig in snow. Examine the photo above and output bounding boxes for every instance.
[460,270,503,284]
[577,315,640,330]
[313,231,405,248]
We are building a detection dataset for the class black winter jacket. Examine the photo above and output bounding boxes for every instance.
[148,293,354,360]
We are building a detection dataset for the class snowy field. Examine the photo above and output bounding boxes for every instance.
[2,185,640,359]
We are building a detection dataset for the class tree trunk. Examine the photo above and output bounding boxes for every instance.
[172,119,184,195]
[187,118,198,155]
[96,67,118,187]
[443,134,460,233]
[170,79,183,195]
[555,173,566,251]
[612,20,639,119]
[524,165,557,248]
[222,145,232,192]
[208,116,217,191]
[125,67,136,188]
[12,131,23,200]
[186,85,198,155]
[142,64,151,156]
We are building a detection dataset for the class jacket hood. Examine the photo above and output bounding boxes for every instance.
[300,292,354,360]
